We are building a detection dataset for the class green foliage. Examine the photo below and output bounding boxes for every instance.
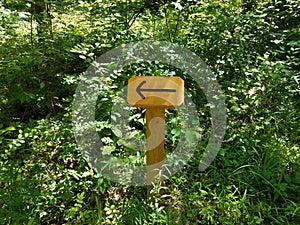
[0,0,299,224]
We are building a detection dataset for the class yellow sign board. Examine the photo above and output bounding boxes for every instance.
[127,76,184,108]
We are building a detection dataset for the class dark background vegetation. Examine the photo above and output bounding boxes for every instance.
[0,0,299,224]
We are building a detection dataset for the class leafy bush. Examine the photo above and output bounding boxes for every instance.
[0,0,299,224]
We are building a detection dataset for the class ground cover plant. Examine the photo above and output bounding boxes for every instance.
[0,0,299,224]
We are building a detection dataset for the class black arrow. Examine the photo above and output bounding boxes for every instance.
[136,80,176,99]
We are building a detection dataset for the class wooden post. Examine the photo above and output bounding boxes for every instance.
[145,107,166,185]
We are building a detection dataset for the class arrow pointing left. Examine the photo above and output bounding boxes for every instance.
[136,80,177,99]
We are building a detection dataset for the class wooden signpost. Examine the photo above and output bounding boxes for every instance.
[127,76,184,185]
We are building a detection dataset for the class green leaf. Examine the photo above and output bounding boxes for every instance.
[185,129,200,144]
[0,126,16,135]
[171,127,180,136]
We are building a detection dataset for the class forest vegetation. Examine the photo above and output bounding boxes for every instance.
[0,0,299,224]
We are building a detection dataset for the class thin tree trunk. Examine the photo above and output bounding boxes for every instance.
[31,0,51,42]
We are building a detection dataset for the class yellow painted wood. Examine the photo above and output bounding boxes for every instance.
[127,76,184,187]
[127,76,184,108]
[145,107,165,185]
